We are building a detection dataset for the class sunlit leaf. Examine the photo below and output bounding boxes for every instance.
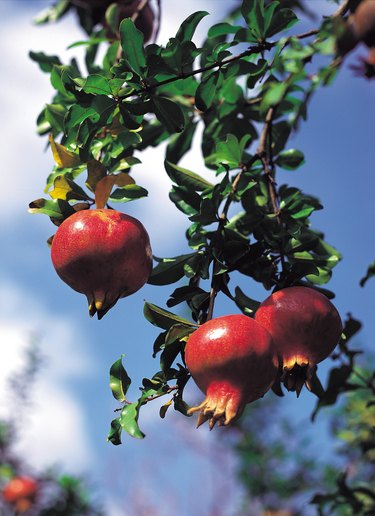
[49,175,91,202]
[109,356,131,403]
[148,254,197,286]
[49,134,81,168]
[165,161,213,191]
[119,18,146,76]
[28,198,75,219]
[144,302,195,331]
[119,403,145,439]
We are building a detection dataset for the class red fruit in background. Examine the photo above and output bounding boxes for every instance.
[255,287,342,395]
[352,0,375,48]
[337,0,375,56]
[73,0,155,42]
[185,314,278,429]
[51,209,152,319]
[2,476,38,506]
[114,0,155,42]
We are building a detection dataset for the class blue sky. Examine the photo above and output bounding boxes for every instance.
[0,1,374,515]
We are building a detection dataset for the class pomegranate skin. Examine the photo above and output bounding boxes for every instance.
[185,314,278,429]
[51,209,152,319]
[337,1,375,55]
[2,476,38,504]
[255,286,342,394]
[352,0,375,48]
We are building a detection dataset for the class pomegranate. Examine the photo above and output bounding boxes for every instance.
[337,0,375,55]
[73,0,155,42]
[351,0,375,48]
[185,314,278,429]
[51,209,152,319]
[2,476,38,511]
[255,287,342,395]
[114,0,155,42]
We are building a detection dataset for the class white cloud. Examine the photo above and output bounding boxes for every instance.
[0,281,96,473]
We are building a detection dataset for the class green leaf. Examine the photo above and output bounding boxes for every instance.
[109,356,131,403]
[119,403,145,439]
[360,261,375,287]
[148,254,197,286]
[265,8,298,38]
[262,81,288,110]
[144,302,195,331]
[234,287,260,315]
[175,11,209,43]
[165,161,213,191]
[82,75,113,96]
[33,0,70,25]
[205,133,245,169]
[208,22,242,38]
[164,324,195,346]
[195,72,221,111]
[45,104,66,133]
[169,186,200,216]
[151,97,185,133]
[109,184,148,202]
[119,18,146,76]
[241,0,266,40]
[28,198,75,220]
[107,418,122,445]
[276,149,305,170]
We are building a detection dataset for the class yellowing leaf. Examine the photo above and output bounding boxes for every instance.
[49,175,90,201]
[95,173,135,209]
[49,134,81,168]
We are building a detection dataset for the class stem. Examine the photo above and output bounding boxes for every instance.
[121,42,274,100]
[257,106,279,216]
[205,155,261,322]
[144,385,178,402]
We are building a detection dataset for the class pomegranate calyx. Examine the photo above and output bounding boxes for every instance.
[87,291,120,319]
[281,360,316,397]
[188,392,245,429]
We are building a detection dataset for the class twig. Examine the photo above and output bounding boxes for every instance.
[144,385,178,402]
[257,106,279,216]
[205,154,261,321]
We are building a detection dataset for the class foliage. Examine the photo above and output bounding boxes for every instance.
[28,0,375,513]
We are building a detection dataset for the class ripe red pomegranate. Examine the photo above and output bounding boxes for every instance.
[51,209,152,319]
[351,0,375,48]
[255,287,342,395]
[73,0,155,42]
[2,476,38,511]
[114,0,155,42]
[185,314,278,429]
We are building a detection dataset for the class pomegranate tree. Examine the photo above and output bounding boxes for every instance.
[51,209,152,319]
[185,314,278,429]
[255,287,343,395]
[2,476,38,513]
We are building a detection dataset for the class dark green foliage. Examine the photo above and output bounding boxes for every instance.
[30,1,374,512]
[30,0,349,423]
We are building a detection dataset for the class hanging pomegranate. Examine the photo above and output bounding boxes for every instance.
[51,209,152,319]
[185,314,278,429]
[255,286,342,395]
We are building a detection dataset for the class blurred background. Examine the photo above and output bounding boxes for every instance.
[0,1,374,514]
